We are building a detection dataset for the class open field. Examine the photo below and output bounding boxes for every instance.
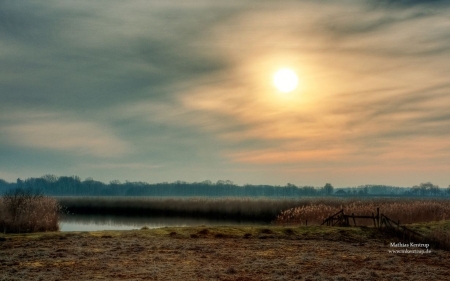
[1,223,449,281]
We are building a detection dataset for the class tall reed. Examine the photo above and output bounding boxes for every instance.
[57,197,450,225]
[58,197,313,222]
[275,198,450,225]
[0,189,60,233]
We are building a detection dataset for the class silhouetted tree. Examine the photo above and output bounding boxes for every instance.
[418,182,439,196]
[42,174,58,183]
[324,183,334,195]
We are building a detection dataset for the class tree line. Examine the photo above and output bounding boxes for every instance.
[0,176,449,197]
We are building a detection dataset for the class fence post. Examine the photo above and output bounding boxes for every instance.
[377,208,380,228]
[372,212,376,227]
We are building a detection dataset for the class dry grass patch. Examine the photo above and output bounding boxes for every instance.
[197,228,209,235]
[1,224,449,280]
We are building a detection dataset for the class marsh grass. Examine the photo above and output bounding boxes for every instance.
[59,197,450,227]
[427,228,450,250]
[409,220,450,251]
[57,197,310,222]
[276,198,450,225]
[0,188,60,233]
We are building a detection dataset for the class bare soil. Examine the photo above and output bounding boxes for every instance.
[0,226,449,281]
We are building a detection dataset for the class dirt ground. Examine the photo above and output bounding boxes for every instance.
[1,226,449,281]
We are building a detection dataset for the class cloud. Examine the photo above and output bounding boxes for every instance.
[0,0,248,110]
[85,163,162,170]
[156,0,450,172]
[1,0,450,186]
[379,0,448,7]
[2,111,129,158]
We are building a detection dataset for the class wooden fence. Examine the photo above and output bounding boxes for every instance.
[379,213,424,239]
[321,208,424,240]
[321,208,380,227]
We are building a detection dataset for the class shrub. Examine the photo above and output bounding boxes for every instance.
[0,187,60,233]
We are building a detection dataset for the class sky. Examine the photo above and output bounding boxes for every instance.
[1,0,450,187]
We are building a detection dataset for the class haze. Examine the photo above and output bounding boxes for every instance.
[1,0,449,187]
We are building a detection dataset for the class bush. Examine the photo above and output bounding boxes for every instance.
[0,187,60,233]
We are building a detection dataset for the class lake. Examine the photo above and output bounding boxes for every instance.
[59,214,263,232]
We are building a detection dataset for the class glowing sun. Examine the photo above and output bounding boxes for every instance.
[273,68,298,93]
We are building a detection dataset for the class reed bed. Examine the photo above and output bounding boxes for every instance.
[58,197,450,225]
[57,197,315,222]
[275,198,450,225]
[0,196,60,233]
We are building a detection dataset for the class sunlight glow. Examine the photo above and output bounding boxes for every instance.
[273,68,298,93]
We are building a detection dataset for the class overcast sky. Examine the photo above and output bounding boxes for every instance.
[1,0,449,187]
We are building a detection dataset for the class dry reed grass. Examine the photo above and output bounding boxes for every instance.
[57,197,312,222]
[276,198,450,225]
[0,190,60,233]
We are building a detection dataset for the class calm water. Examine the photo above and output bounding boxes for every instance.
[59,215,262,232]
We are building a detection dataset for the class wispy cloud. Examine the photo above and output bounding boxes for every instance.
[85,163,162,170]
[1,0,449,186]
[2,111,129,158]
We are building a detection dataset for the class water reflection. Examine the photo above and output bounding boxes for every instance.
[60,214,262,232]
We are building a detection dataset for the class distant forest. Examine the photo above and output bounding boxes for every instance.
[0,175,449,197]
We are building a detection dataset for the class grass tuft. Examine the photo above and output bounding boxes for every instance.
[260,228,273,234]
[198,229,209,235]
[225,267,237,274]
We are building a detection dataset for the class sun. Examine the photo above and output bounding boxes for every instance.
[273,68,298,93]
